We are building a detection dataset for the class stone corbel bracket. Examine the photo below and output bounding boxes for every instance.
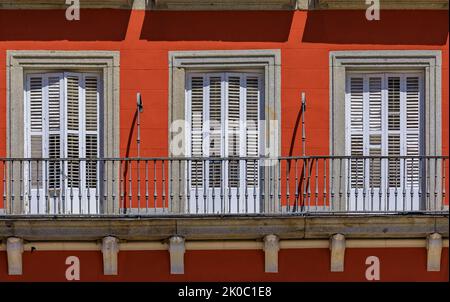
[102,236,119,275]
[169,236,186,274]
[7,237,24,275]
[263,234,280,273]
[427,233,443,272]
[330,233,346,272]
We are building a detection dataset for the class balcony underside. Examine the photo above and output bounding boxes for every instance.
[0,214,448,241]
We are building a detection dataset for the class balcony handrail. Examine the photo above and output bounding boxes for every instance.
[1,155,449,161]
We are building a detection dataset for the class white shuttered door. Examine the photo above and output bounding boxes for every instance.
[186,73,263,214]
[346,73,423,212]
[25,72,100,214]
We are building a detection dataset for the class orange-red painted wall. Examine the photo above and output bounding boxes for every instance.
[0,9,448,281]
[0,9,448,157]
[0,9,448,209]
[0,248,448,281]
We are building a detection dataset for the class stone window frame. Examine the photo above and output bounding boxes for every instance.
[329,50,442,211]
[168,49,281,213]
[6,50,120,214]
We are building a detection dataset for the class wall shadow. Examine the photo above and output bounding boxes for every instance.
[140,11,293,42]
[0,9,130,41]
[302,10,448,45]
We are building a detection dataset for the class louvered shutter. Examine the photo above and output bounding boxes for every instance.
[405,76,421,187]
[84,75,100,188]
[65,74,81,188]
[245,75,260,186]
[387,76,401,188]
[190,76,204,187]
[27,75,44,189]
[349,77,364,188]
[208,75,223,188]
[226,75,242,188]
[368,77,383,188]
[47,75,63,190]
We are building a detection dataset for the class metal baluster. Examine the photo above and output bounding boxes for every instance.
[2,161,6,214]
[323,159,327,212]
[355,158,359,211]
[219,159,224,213]
[195,160,199,214]
[427,158,430,210]
[227,160,231,214]
[102,160,106,215]
[253,159,257,213]
[128,160,132,213]
[418,158,423,211]
[307,159,311,211]
[434,158,438,211]
[378,158,382,211]
[162,160,166,213]
[19,161,23,214]
[260,159,265,213]
[442,159,446,211]
[277,159,281,213]
[346,158,350,213]
[80,160,84,214]
[370,158,374,212]
[269,159,274,213]
[245,159,249,214]
[315,158,319,211]
[153,160,157,213]
[145,160,149,214]
[171,159,174,212]
[178,160,181,212]
[303,158,307,212]
[236,159,240,214]
[294,159,299,212]
[362,158,366,212]
[44,160,49,214]
[98,159,102,214]
[28,160,32,215]
[69,160,73,215]
[119,160,124,214]
[213,159,217,214]
[386,158,391,212]
[402,159,408,211]
[87,159,91,215]
[185,160,189,214]
[394,158,398,212]
[137,159,141,214]
[112,160,116,215]
[330,158,334,211]
[37,160,41,214]
[286,159,290,213]
[410,158,415,211]
[203,159,207,214]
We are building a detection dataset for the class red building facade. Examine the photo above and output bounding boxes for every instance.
[0,0,448,281]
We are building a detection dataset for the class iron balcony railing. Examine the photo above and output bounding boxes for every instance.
[0,156,448,216]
